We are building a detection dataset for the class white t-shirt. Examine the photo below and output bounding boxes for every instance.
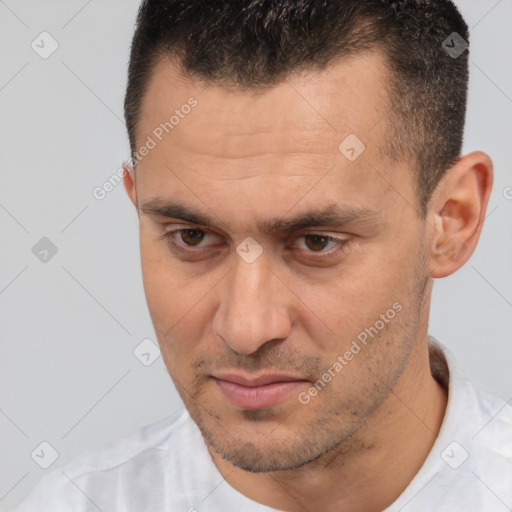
[10,337,512,512]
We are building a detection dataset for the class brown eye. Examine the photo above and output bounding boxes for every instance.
[291,233,351,261]
[303,234,331,252]
[178,229,207,246]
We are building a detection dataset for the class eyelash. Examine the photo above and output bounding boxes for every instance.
[158,227,351,260]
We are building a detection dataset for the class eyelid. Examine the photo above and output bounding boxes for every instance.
[161,224,347,244]
[160,225,219,248]
[290,233,350,258]
[160,224,351,258]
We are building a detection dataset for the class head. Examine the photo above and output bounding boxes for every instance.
[122,0,493,472]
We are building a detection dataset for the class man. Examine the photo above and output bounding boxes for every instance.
[12,1,511,511]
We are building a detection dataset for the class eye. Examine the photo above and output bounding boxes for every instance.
[291,233,350,258]
[295,234,339,252]
[161,228,214,249]
[159,226,351,262]
[174,228,208,247]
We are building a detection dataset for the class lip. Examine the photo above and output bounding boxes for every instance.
[213,372,306,387]
[212,372,309,410]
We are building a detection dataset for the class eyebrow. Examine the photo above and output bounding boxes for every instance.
[140,198,380,234]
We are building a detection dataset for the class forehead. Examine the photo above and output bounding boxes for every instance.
[136,50,391,159]
[133,51,411,228]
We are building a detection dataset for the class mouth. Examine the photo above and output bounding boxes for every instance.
[211,372,309,410]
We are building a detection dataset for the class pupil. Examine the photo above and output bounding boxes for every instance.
[305,235,328,252]
[181,229,205,246]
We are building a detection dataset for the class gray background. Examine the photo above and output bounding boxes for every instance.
[0,0,511,509]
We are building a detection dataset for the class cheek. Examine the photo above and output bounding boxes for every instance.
[292,247,418,356]
[139,237,188,342]
[140,239,176,314]
[139,236,218,362]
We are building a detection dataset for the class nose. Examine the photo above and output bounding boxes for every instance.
[212,249,292,355]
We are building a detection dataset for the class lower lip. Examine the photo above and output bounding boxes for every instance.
[214,378,307,410]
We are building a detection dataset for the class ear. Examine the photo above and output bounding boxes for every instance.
[122,162,138,209]
[427,151,493,278]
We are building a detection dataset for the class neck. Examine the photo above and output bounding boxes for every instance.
[208,337,448,512]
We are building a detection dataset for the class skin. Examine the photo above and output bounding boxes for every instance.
[123,51,493,512]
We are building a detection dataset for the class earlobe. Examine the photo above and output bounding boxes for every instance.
[122,162,138,208]
[427,151,493,278]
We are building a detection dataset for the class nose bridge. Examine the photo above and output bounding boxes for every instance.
[214,251,291,354]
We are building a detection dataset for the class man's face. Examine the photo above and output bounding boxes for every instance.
[127,52,431,472]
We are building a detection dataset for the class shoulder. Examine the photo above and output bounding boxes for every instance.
[390,341,512,511]
[9,410,191,512]
[470,384,512,462]
[439,340,512,466]
[63,409,190,477]
[450,384,512,509]
[442,348,512,506]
